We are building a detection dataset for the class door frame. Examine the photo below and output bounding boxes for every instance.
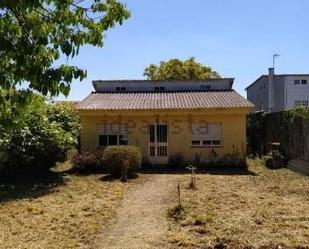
[148,123,169,165]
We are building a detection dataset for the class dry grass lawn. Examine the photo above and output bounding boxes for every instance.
[0,162,143,249]
[167,159,309,249]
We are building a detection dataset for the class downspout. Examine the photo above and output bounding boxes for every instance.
[268,68,274,112]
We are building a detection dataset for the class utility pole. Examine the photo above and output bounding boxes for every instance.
[273,53,280,69]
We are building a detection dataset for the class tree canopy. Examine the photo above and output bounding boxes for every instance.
[0,0,130,98]
[0,93,80,173]
[143,57,221,80]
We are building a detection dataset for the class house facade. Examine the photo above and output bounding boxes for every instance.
[77,79,253,165]
[246,68,309,112]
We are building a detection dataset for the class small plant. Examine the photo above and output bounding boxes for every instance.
[102,145,141,177]
[208,148,218,162]
[71,150,103,173]
[167,183,185,221]
[167,204,184,221]
[191,153,203,168]
[120,160,129,182]
[186,164,197,189]
[177,183,181,206]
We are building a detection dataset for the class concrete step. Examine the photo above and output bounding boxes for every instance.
[287,160,309,176]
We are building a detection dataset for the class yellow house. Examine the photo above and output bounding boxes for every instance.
[77,79,253,165]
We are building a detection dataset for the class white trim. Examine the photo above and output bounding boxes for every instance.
[148,124,169,165]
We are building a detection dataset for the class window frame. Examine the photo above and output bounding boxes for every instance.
[191,139,222,148]
[191,122,223,148]
[98,134,128,147]
[294,80,300,85]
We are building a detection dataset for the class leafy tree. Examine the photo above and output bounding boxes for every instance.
[0,0,130,99]
[0,93,80,174]
[143,57,221,80]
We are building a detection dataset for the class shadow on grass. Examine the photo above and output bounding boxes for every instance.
[99,172,139,182]
[139,167,188,175]
[140,165,257,176]
[0,170,65,203]
[200,165,257,176]
[61,167,107,176]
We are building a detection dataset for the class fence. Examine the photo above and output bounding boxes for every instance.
[247,110,309,162]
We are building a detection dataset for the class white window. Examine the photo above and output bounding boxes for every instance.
[294,80,300,85]
[191,122,222,147]
[295,100,309,107]
[97,123,128,147]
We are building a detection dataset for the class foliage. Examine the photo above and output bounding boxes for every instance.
[102,146,141,176]
[247,109,309,161]
[168,153,186,169]
[71,150,103,173]
[190,152,203,168]
[143,57,220,80]
[0,92,80,173]
[47,102,80,138]
[247,111,267,157]
[0,0,129,100]
[288,107,309,120]
[263,155,273,168]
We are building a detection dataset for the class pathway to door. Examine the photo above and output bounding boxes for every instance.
[98,174,179,248]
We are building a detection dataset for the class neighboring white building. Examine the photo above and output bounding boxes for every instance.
[246,68,309,112]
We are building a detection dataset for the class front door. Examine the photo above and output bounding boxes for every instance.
[149,124,168,165]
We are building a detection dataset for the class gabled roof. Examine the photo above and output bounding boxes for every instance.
[77,90,253,111]
[245,75,267,90]
[245,73,309,90]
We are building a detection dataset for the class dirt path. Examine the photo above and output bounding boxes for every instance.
[99,174,178,249]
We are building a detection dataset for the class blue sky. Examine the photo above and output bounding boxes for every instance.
[59,0,308,100]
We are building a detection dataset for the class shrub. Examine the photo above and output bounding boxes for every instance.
[71,151,103,173]
[102,146,141,176]
[263,155,273,168]
[168,153,186,169]
[0,92,80,174]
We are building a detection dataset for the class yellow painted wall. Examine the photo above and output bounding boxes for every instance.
[79,108,250,163]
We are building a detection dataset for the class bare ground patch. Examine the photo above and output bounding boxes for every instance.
[167,160,309,249]
[98,174,179,249]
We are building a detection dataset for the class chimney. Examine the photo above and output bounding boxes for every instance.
[269,67,274,76]
[268,68,274,112]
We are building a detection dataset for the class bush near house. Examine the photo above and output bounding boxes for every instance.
[102,146,141,176]
[169,153,186,169]
[247,107,309,160]
[0,92,80,175]
[71,150,104,173]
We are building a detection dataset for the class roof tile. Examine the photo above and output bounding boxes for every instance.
[77,91,253,111]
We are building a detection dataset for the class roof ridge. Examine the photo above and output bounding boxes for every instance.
[93,78,234,83]
[92,89,235,94]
